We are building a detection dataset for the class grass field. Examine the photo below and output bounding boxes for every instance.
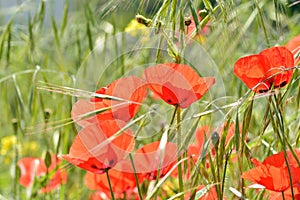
[0,0,300,199]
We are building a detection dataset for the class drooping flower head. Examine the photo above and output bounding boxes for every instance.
[234,46,294,93]
[143,63,215,108]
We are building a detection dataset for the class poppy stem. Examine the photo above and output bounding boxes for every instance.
[214,138,222,199]
[155,35,163,63]
[270,95,295,199]
[282,191,285,200]
[11,117,19,200]
[169,105,178,130]
[176,106,184,200]
[273,94,300,167]
[105,169,115,200]
[129,153,143,200]
[274,131,295,200]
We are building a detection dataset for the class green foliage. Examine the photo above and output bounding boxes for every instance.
[0,0,299,199]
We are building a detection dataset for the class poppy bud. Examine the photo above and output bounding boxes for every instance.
[44,151,52,168]
[15,164,21,180]
[135,14,152,27]
[184,17,192,26]
[44,108,52,122]
[211,131,219,147]
[11,118,18,134]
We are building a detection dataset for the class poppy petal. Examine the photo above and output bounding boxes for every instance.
[196,185,219,200]
[18,156,67,193]
[84,161,139,197]
[72,76,146,128]
[71,99,99,127]
[234,54,272,93]
[39,155,67,193]
[187,126,210,160]
[18,158,46,187]
[143,63,215,108]
[260,46,294,88]
[101,76,147,121]
[132,141,178,180]
[285,34,300,66]
[268,186,300,200]
[242,151,300,192]
[62,120,134,173]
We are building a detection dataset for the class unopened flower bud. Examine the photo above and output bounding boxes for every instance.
[135,14,152,27]
[184,17,192,26]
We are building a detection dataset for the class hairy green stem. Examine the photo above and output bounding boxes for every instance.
[176,107,184,200]
[270,95,295,199]
[129,153,143,200]
[105,169,115,200]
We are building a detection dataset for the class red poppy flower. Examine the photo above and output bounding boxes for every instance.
[131,141,178,180]
[188,126,210,162]
[197,185,219,200]
[62,120,134,174]
[182,126,211,176]
[171,123,239,181]
[179,184,223,200]
[143,63,215,108]
[285,34,300,66]
[85,161,140,199]
[71,99,99,127]
[89,188,139,200]
[194,185,219,200]
[268,186,300,200]
[234,46,294,93]
[18,155,67,193]
[72,76,147,127]
[188,123,237,162]
[89,192,108,200]
[242,151,300,192]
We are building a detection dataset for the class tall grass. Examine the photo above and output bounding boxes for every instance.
[0,0,299,199]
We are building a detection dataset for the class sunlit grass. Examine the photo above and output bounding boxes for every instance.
[0,0,299,199]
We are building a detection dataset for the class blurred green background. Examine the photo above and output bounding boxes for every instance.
[0,0,299,199]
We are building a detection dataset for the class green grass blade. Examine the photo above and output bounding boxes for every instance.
[60,2,69,37]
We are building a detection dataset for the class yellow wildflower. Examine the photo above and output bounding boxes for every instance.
[125,19,145,35]
[0,135,17,155]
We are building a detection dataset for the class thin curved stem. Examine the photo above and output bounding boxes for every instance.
[176,107,184,200]
[105,169,115,200]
